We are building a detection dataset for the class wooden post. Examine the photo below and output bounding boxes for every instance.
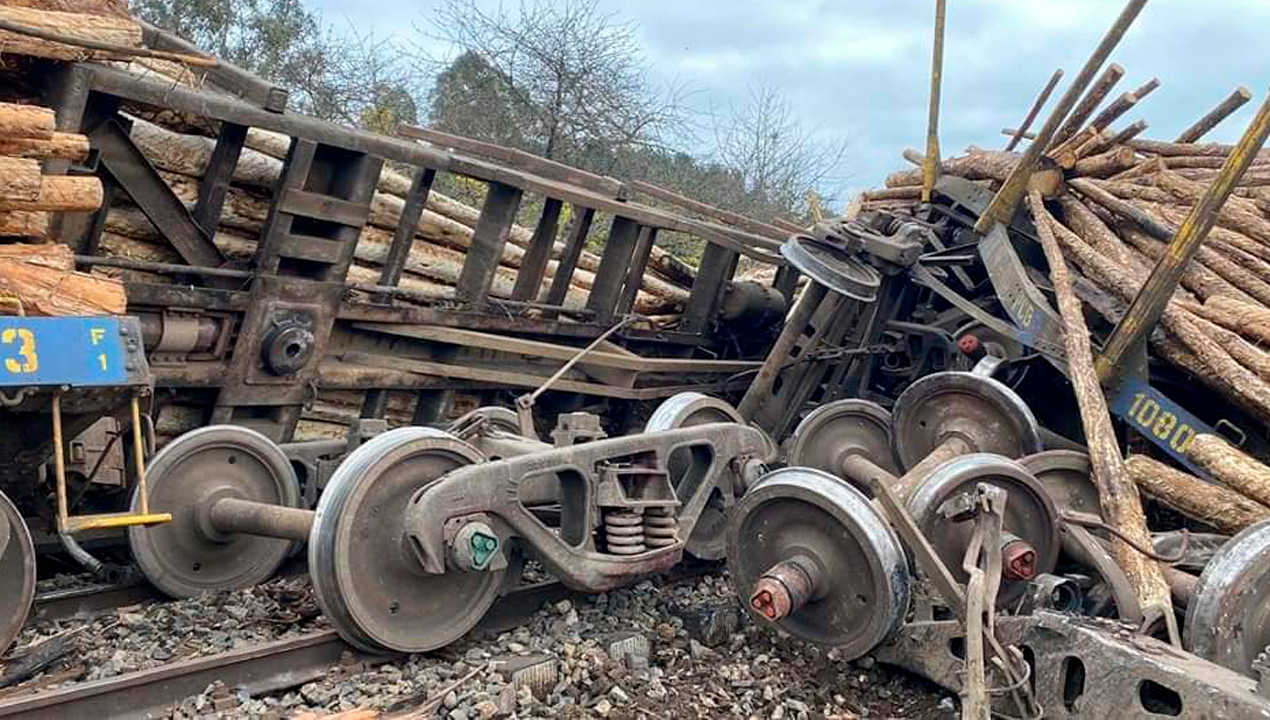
[541,206,595,320]
[921,0,947,202]
[1176,87,1253,143]
[1028,191,1174,637]
[456,181,524,309]
[586,216,641,323]
[377,167,436,297]
[511,197,564,301]
[1188,434,1270,509]
[976,0,1148,233]
[1096,88,1270,384]
[1005,69,1064,152]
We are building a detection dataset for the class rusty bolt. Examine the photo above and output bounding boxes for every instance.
[1002,540,1038,581]
[957,333,985,360]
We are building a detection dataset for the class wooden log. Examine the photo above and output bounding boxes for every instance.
[1188,434,1270,508]
[1183,295,1270,346]
[1147,202,1270,263]
[1028,190,1173,627]
[0,101,54,139]
[1162,156,1270,170]
[1093,178,1180,204]
[0,175,101,212]
[0,254,126,316]
[1129,138,1270,159]
[1049,126,1101,169]
[1125,455,1270,535]
[0,132,90,160]
[884,147,1019,188]
[1005,68,1064,151]
[1072,146,1137,178]
[1087,87,1144,134]
[1106,119,1149,147]
[0,210,48,238]
[1056,193,1152,274]
[1177,87,1254,143]
[1118,224,1256,305]
[1107,157,1167,183]
[0,156,41,202]
[1154,170,1270,246]
[1192,316,1270,383]
[0,5,142,61]
[1052,63,1126,148]
[862,187,922,202]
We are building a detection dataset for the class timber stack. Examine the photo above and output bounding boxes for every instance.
[855,66,1270,536]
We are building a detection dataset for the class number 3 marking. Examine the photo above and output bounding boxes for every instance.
[1,328,38,373]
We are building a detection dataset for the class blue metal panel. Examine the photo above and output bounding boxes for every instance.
[0,317,130,387]
[1108,376,1214,476]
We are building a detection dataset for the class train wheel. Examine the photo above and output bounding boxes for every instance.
[645,392,747,561]
[1187,519,1270,677]
[128,426,301,598]
[309,427,504,653]
[0,489,35,653]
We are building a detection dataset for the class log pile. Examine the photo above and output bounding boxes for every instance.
[859,73,1270,549]
[0,98,123,315]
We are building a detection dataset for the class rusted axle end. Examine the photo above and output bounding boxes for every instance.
[1002,538,1039,581]
[749,556,820,622]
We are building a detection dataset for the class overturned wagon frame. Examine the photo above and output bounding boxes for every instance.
[34,24,797,450]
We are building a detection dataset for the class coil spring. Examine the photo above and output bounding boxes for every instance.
[643,507,677,548]
[604,510,646,555]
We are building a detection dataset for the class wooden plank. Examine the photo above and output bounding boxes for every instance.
[617,226,657,315]
[399,124,625,198]
[192,122,248,235]
[630,180,785,241]
[276,233,345,264]
[279,187,370,227]
[511,197,564,301]
[138,21,289,112]
[542,206,595,320]
[351,322,760,374]
[456,182,523,308]
[90,118,235,288]
[587,216,641,323]
[377,167,435,294]
[680,243,739,335]
[773,264,800,306]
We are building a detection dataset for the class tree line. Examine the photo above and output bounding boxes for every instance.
[134,0,847,260]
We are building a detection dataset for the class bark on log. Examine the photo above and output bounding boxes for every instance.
[0,247,126,315]
[1148,202,1270,264]
[1129,138,1270,159]
[1162,156,1270,170]
[885,147,1019,188]
[1125,455,1270,534]
[0,101,54,139]
[0,5,142,61]
[1057,194,1152,274]
[0,175,101,212]
[1108,158,1168,183]
[1188,434,1270,508]
[1183,295,1270,346]
[1005,68,1064,152]
[862,187,922,201]
[1118,224,1256,305]
[1176,87,1254,143]
[1049,126,1101,169]
[0,156,41,202]
[1087,89,1142,135]
[1192,316,1270,383]
[1155,171,1270,247]
[0,210,48,238]
[1072,146,1137,178]
[1029,190,1172,624]
[1051,63,1125,148]
[0,132,90,160]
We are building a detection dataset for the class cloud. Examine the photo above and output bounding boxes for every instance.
[309,0,1270,205]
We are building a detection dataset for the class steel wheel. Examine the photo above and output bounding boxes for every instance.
[0,490,35,653]
[727,467,909,656]
[1019,450,1101,518]
[892,371,1042,472]
[128,425,300,598]
[645,392,746,560]
[309,427,502,653]
[1186,519,1270,677]
[787,399,897,489]
[906,453,1060,607]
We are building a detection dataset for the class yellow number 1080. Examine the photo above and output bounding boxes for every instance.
[1,328,38,374]
[1127,392,1195,453]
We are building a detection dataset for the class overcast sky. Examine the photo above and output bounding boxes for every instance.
[308,0,1270,203]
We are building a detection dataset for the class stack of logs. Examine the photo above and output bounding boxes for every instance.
[859,66,1270,550]
[0,99,123,315]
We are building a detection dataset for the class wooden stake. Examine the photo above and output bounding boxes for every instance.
[1188,434,1270,508]
[1029,190,1173,634]
[1125,455,1270,534]
[921,0,947,202]
[1177,87,1254,143]
[1052,64,1127,148]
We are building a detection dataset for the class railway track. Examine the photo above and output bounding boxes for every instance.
[0,566,714,720]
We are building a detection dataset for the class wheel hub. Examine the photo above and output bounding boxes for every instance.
[787,399,897,491]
